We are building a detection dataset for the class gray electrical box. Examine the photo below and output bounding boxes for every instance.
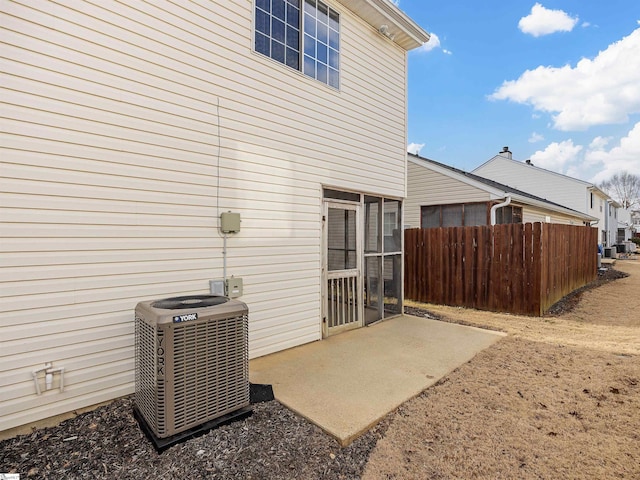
[209,279,225,296]
[220,212,241,233]
[226,277,243,298]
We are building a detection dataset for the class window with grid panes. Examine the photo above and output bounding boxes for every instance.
[255,0,340,88]
[420,203,494,228]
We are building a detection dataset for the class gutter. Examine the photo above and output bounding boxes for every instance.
[605,199,611,247]
[490,196,512,226]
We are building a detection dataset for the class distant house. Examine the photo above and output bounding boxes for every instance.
[632,210,640,235]
[0,1,429,434]
[473,148,613,245]
[405,154,596,229]
[616,208,635,243]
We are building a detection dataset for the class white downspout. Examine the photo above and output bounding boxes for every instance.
[490,196,512,225]
[604,201,610,247]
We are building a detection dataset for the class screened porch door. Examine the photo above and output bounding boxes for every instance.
[323,201,362,337]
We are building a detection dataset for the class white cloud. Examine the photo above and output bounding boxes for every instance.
[518,3,579,37]
[528,132,544,143]
[417,32,451,54]
[418,32,440,52]
[588,136,611,151]
[407,143,425,155]
[525,124,640,183]
[585,122,640,183]
[490,27,640,130]
[581,22,591,28]
[530,140,583,171]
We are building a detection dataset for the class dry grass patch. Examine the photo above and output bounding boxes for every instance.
[364,337,639,479]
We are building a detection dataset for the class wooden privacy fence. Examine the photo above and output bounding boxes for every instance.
[405,223,598,316]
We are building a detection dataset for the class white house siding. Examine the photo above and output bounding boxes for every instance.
[587,191,607,244]
[0,0,409,432]
[473,156,588,213]
[617,208,633,242]
[405,160,489,228]
[474,155,609,241]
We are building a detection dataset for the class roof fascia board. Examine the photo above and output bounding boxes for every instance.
[588,185,611,200]
[334,0,430,50]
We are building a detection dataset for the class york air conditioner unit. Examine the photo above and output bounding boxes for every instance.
[134,295,250,446]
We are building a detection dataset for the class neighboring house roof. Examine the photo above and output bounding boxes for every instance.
[336,0,430,50]
[474,153,611,200]
[587,184,611,200]
[408,153,598,222]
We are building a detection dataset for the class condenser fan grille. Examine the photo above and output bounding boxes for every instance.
[172,314,248,431]
[152,295,229,310]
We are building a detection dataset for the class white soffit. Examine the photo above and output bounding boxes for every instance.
[335,0,430,50]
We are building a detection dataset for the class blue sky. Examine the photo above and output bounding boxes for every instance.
[395,1,640,184]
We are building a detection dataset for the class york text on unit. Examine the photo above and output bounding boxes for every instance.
[173,313,198,323]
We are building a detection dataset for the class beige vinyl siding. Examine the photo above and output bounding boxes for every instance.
[522,206,586,225]
[0,0,408,432]
[405,160,490,228]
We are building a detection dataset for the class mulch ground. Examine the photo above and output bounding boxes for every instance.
[0,398,386,479]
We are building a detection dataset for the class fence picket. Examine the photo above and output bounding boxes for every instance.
[404,223,597,316]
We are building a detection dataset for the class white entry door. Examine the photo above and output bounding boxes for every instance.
[323,201,362,337]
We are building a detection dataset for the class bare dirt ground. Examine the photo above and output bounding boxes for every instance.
[364,259,640,480]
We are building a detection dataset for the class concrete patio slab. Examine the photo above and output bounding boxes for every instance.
[249,315,505,445]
